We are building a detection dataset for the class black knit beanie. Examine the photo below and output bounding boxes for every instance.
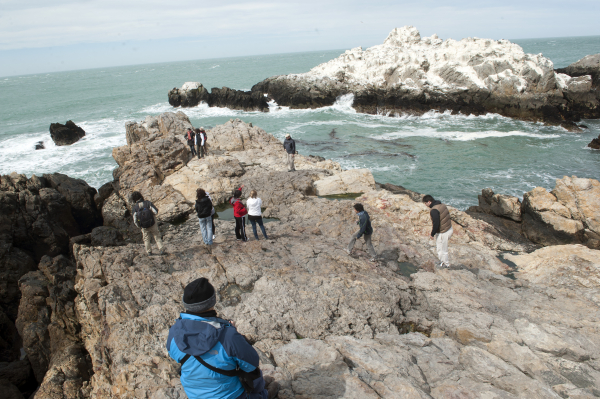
[182,278,216,312]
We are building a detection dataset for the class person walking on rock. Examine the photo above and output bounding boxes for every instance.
[185,127,197,157]
[346,203,377,261]
[283,134,296,171]
[131,191,165,255]
[195,188,213,246]
[423,195,453,268]
[247,190,269,240]
[167,277,280,399]
[230,188,248,241]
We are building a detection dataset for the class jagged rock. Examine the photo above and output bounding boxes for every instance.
[556,53,600,88]
[93,181,114,210]
[313,169,376,196]
[34,141,44,150]
[90,226,123,247]
[0,358,37,396]
[588,134,600,150]
[377,182,422,202]
[522,176,600,249]
[49,121,85,146]
[0,309,21,362]
[16,255,91,397]
[478,188,522,222]
[168,82,269,111]
[252,26,600,123]
[0,379,24,399]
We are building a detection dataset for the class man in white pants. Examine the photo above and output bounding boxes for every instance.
[423,195,453,268]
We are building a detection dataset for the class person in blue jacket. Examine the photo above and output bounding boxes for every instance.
[167,278,279,399]
[345,203,377,261]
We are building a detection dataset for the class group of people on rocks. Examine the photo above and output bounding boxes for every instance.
[128,128,455,399]
[185,127,208,158]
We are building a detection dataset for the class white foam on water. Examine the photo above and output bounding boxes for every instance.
[372,128,561,141]
[210,65,220,69]
[330,94,356,114]
[140,102,175,114]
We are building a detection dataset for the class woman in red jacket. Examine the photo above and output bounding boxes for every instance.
[229,188,248,241]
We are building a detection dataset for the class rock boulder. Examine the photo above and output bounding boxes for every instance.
[588,134,600,150]
[556,53,600,88]
[49,121,85,146]
[478,188,522,222]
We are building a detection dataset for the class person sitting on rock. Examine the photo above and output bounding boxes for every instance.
[247,190,269,240]
[185,127,197,157]
[230,188,248,242]
[422,194,453,268]
[131,191,165,255]
[195,188,213,247]
[283,134,296,172]
[346,203,377,261]
[167,277,279,399]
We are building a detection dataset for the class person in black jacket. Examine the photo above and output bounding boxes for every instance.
[283,134,296,171]
[346,203,377,261]
[185,128,197,157]
[195,188,213,246]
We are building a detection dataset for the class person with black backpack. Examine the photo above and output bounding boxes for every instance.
[131,191,165,255]
[167,278,280,399]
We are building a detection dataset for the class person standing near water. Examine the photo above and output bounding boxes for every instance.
[230,188,248,241]
[283,134,296,171]
[185,128,196,157]
[346,203,377,261]
[422,195,453,268]
[247,190,269,240]
[195,188,213,246]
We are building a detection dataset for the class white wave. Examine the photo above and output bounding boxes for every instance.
[372,129,561,141]
[330,94,356,114]
[140,102,175,114]
[210,65,220,69]
[180,102,246,118]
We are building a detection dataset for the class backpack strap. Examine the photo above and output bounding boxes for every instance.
[179,354,191,365]
[194,355,241,377]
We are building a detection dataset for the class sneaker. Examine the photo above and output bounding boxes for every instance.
[212,235,216,240]
[345,248,351,255]
[369,257,377,262]
[438,262,448,268]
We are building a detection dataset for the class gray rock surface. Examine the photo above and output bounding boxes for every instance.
[90,226,123,247]
[49,121,85,146]
[556,53,600,88]
[478,188,522,222]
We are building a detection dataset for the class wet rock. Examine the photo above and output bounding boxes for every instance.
[588,134,600,150]
[478,187,522,221]
[34,141,44,150]
[167,82,210,108]
[168,82,268,111]
[49,121,85,146]
[90,226,123,247]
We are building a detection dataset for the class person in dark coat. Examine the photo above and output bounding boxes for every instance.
[185,128,197,156]
[195,188,213,245]
[283,134,296,171]
[423,195,453,268]
[346,203,377,261]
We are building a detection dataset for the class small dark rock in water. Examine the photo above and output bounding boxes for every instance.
[329,128,337,138]
[34,141,44,150]
[579,124,588,129]
[49,120,85,146]
[308,155,326,162]
[588,134,600,150]
[560,121,582,132]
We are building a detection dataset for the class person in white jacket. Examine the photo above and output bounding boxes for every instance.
[195,128,206,158]
[246,190,269,240]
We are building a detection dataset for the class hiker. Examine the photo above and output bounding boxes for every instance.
[185,128,196,157]
[422,195,453,268]
[345,203,377,261]
[131,191,165,255]
[230,188,248,241]
[247,190,269,240]
[195,128,206,158]
[283,134,296,171]
[195,188,213,246]
[200,127,208,156]
[206,191,216,240]
[167,277,280,399]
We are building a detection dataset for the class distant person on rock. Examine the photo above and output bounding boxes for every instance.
[195,128,207,158]
[195,188,213,246]
[423,195,453,268]
[206,190,217,240]
[230,188,248,241]
[167,277,279,399]
[247,190,269,240]
[131,191,165,255]
[346,203,377,261]
[283,134,296,171]
[185,128,197,157]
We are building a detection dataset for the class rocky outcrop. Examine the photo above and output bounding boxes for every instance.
[168,82,269,111]
[589,134,600,149]
[522,176,600,249]
[49,121,85,146]
[313,169,375,196]
[16,255,92,398]
[476,188,522,222]
[556,53,600,89]
[252,27,600,124]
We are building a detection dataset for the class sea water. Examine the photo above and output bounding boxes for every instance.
[1,36,599,209]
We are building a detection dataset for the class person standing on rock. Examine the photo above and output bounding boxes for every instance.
[283,134,296,171]
[230,188,248,241]
[247,190,269,240]
[131,191,165,255]
[346,203,377,261]
[185,128,197,157]
[206,190,217,240]
[195,188,213,247]
[167,277,279,399]
[422,195,453,268]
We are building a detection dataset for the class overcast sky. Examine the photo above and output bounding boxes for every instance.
[1,0,599,77]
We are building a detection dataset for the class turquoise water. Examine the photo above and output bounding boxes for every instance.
[1,37,599,209]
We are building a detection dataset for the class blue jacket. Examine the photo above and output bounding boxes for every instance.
[356,211,373,238]
[167,313,266,399]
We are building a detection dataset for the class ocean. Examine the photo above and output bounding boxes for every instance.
[1,35,599,210]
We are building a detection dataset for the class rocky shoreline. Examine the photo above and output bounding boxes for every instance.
[2,113,600,398]
[169,27,600,129]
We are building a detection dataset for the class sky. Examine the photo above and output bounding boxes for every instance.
[1,0,599,77]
